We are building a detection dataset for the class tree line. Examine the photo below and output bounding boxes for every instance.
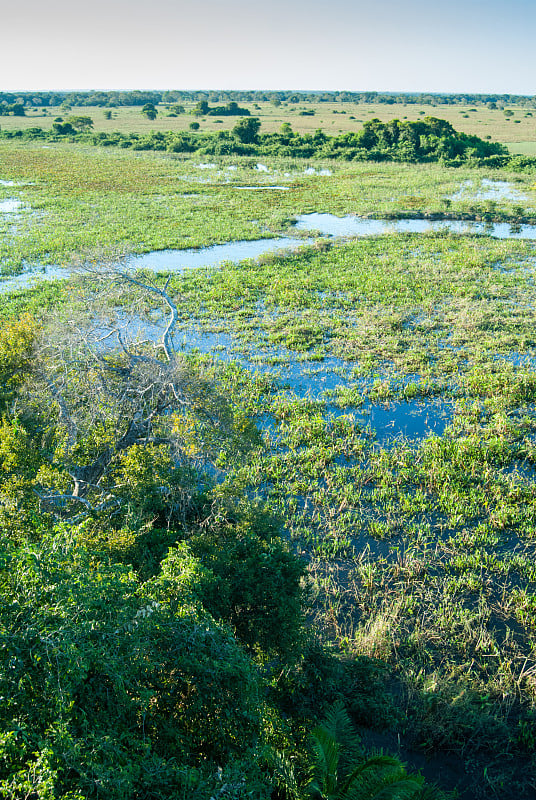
[2,89,536,108]
[2,115,525,170]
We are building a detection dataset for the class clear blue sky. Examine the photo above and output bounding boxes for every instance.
[2,0,535,93]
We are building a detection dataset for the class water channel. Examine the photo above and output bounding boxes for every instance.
[0,206,533,446]
[3,211,536,295]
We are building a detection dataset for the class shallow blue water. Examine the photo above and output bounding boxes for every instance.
[294,212,536,240]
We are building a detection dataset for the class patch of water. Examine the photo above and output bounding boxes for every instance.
[303,167,332,176]
[196,163,217,169]
[83,312,455,455]
[175,326,237,356]
[266,357,352,398]
[166,328,451,449]
[449,179,529,202]
[500,461,536,482]
[233,186,290,191]
[294,212,536,240]
[6,208,536,297]
[0,200,23,213]
[255,163,269,172]
[0,179,32,187]
[171,326,351,395]
[0,264,67,294]
[0,237,314,294]
[492,352,536,368]
[359,398,453,444]
[129,237,312,272]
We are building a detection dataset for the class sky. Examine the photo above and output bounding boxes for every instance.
[2,0,535,94]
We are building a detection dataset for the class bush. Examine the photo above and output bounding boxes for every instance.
[155,504,306,660]
[0,531,264,798]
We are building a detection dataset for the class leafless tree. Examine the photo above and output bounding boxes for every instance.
[28,264,236,521]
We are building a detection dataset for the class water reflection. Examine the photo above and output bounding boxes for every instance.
[0,200,23,213]
[294,212,536,240]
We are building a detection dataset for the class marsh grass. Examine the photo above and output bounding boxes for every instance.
[4,140,536,796]
[2,140,536,277]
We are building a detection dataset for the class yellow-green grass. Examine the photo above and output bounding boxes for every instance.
[4,101,536,145]
[508,141,536,155]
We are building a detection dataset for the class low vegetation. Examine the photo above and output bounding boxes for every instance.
[0,116,516,168]
[2,99,536,798]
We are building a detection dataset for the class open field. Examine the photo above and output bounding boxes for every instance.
[3,136,536,798]
[2,100,536,147]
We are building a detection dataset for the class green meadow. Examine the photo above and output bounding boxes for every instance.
[2,115,536,799]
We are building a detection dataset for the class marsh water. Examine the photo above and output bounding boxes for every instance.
[4,210,536,294]
[293,212,536,239]
[448,178,529,202]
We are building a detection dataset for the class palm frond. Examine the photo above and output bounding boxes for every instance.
[321,700,363,763]
[309,724,341,797]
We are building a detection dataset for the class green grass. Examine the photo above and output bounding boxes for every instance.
[3,138,536,797]
[1,139,536,277]
[4,99,536,144]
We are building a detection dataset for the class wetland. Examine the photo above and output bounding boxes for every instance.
[3,124,536,799]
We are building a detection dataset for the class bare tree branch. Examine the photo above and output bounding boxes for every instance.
[25,262,235,520]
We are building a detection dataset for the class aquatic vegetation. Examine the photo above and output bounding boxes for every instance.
[3,139,536,798]
[2,139,536,277]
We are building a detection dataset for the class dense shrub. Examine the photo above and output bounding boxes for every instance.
[2,116,523,168]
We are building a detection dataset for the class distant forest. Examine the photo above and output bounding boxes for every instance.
[1,89,536,108]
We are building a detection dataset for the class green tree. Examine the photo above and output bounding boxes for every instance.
[67,114,94,131]
[193,100,209,116]
[158,505,305,659]
[0,531,265,798]
[0,315,38,411]
[141,102,158,120]
[232,116,261,144]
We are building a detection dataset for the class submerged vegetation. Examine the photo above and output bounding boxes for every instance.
[2,100,536,799]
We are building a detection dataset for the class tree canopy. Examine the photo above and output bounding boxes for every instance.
[2,115,515,169]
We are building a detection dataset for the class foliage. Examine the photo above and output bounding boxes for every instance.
[6,283,257,525]
[157,503,306,659]
[0,103,25,116]
[66,115,94,131]
[0,315,39,410]
[0,284,310,797]
[207,101,251,117]
[0,530,266,798]
[3,89,536,109]
[1,115,516,168]
[233,117,262,144]
[273,703,439,800]
[142,103,158,120]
